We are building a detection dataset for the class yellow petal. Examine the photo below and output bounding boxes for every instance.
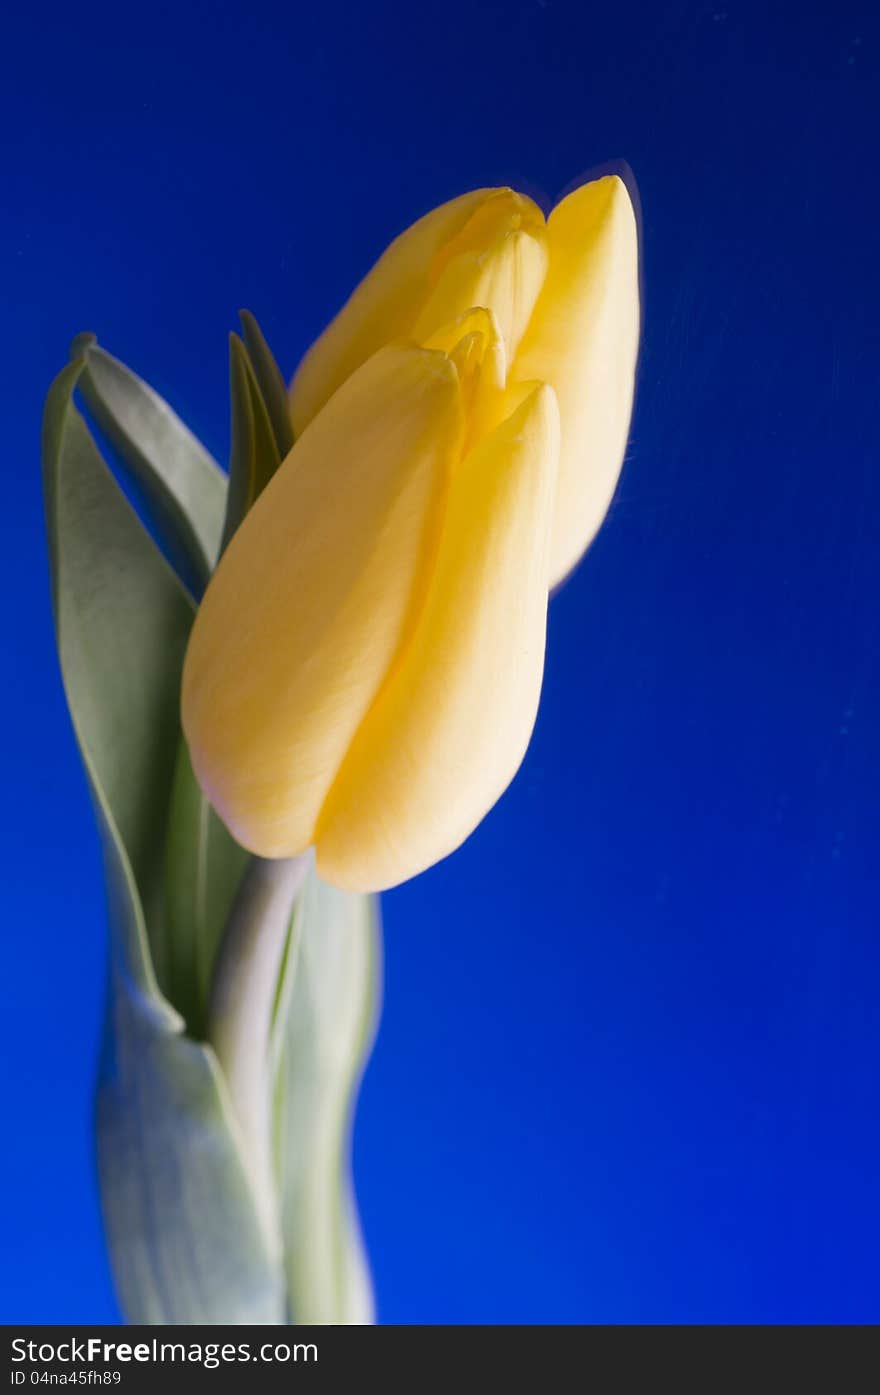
[315,382,560,892]
[513,174,640,586]
[182,344,465,857]
[422,306,507,447]
[290,188,548,433]
[290,188,497,433]
[412,203,548,364]
[421,306,506,389]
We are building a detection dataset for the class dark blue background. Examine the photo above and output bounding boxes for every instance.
[3,0,878,1323]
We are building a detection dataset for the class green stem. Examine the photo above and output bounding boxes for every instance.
[207,853,310,1258]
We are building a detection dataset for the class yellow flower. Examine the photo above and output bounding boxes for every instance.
[182,173,639,891]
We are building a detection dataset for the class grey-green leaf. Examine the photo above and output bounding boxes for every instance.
[98,923,286,1324]
[43,357,195,954]
[43,359,285,1323]
[273,869,381,1324]
[74,336,227,596]
[221,334,282,553]
[162,740,250,1039]
[240,309,295,459]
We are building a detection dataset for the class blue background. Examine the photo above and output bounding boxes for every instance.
[3,0,878,1323]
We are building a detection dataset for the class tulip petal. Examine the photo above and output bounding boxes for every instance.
[422,306,506,392]
[422,307,507,448]
[315,383,560,892]
[513,174,640,586]
[182,344,465,858]
[413,225,548,365]
[290,189,497,433]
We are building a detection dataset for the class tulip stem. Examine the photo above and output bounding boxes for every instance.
[207,852,310,1258]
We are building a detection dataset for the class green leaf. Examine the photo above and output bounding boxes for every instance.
[42,358,285,1323]
[43,358,194,958]
[272,869,381,1324]
[69,335,248,1035]
[221,334,282,553]
[97,970,286,1323]
[73,336,227,596]
[44,348,379,1325]
[162,740,250,1039]
[240,309,295,459]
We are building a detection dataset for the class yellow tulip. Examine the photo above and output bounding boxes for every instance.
[291,173,640,585]
[182,172,638,891]
[182,332,559,889]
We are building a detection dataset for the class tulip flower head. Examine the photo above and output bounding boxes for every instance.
[182,173,639,891]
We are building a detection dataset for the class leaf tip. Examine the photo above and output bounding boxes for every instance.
[70,332,97,363]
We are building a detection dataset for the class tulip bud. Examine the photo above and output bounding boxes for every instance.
[291,174,640,585]
[183,171,639,891]
[182,325,560,889]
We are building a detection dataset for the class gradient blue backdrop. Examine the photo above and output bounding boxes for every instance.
[3,0,878,1323]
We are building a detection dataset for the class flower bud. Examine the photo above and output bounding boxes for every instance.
[184,170,639,889]
[182,332,559,889]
